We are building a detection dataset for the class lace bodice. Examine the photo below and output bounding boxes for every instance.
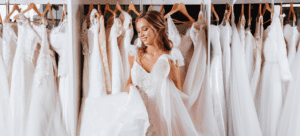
[2,23,18,79]
[284,24,299,68]
[50,20,68,77]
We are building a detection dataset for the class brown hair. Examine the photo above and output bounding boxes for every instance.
[135,11,173,57]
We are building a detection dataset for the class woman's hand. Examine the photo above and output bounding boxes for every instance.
[126,83,135,94]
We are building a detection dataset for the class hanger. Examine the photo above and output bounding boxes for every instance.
[61,3,68,22]
[4,3,21,23]
[239,3,245,25]
[199,3,203,19]
[211,3,219,23]
[225,4,232,21]
[103,3,116,17]
[248,3,251,27]
[98,4,102,15]
[41,3,55,24]
[287,2,296,24]
[86,3,95,26]
[160,5,164,14]
[14,3,47,24]
[262,2,274,24]
[127,1,140,16]
[115,2,124,14]
[150,4,153,11]
[164,3,195,23]
[257,2,263,23]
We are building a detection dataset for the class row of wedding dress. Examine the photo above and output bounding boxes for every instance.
[0,12,69,136]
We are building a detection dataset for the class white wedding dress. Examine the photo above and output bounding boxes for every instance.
[283,24,299,71]
[245,26,255,82]
[276,41,300,136]
[9,13,41,136]
[2,22,18,88]
[227,11,262,136]
[108,16,125,94]
[210,24,226,136]
[258,6,292,136]
[180,18,219,136]
[219,11,232,94]
[49,18,72,135]
[119,12,134,82]
[0,41,10,136]
[26,18,67,136]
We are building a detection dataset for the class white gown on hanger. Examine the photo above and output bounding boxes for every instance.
[0,43,9,136]
[283,24,299,71]
[26,18,67,136]
[251,16,263,98]
[227,12,262,136]
[237,15,246,53]
[2,22,18,88]
[219,11,232,94]
[109,16,125,94]
[180,18,219,136]
[119,12,134,82]
[276,41,300,136]
[49,19,72,135]
[258,6,292,136]
[210,24,226,136]
[245,26,255,82]
[9,13,41,136]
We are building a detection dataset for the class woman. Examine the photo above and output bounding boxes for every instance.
[125,11,198,136]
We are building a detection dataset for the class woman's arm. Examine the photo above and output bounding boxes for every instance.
[126,53,135,93]
[168,60,182,91]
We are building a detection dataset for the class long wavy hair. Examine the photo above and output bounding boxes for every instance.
[135,11,173,57]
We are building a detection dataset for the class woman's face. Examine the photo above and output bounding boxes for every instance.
[136,18,156,46]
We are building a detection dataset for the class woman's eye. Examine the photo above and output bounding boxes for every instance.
[143,28,148,31]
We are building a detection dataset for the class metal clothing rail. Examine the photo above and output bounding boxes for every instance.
[211,0,300,4]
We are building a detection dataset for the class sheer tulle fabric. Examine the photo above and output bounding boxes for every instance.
[26,22,67,136]
[147,54,198,136]
[245,28,255,82]
[9,13,41,136]
[110,17,125,94]
[210,25,226,136]
[276,41,300,136]
[49,19,72,135]
[283,24,299,71]
[219,13,232,94]
[227,13,262,136]
[258,7,292,136]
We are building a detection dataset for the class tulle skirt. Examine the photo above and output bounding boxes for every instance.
[258,62,282,136]
[79,86,149,136]
[26,73,67,136]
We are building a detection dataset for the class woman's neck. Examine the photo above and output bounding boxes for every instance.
[146,45,159,55]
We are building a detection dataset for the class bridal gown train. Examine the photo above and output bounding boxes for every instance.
[210,25,226,136]
[9,13,41,136]
[2,22,18,88]
[26,18,67,136]
[276,41,300,136]
[49,19,72,135]
[227,12,262,136]
[258,6,292,136]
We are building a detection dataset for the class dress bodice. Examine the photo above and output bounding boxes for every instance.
[50,21,68,77]
[131,61,151,95]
